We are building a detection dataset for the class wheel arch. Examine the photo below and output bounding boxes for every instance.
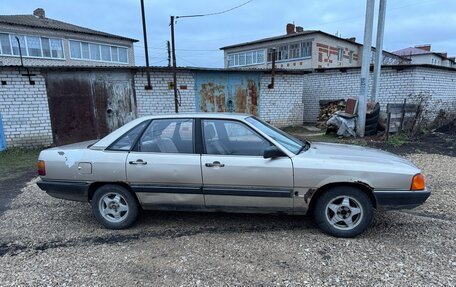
[307,181,377,213]
[88,182,139,204]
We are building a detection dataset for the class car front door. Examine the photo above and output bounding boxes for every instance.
[200,119,294,213]
[125,118,204,210]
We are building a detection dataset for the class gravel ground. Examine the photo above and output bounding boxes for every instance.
[0,152,455,286]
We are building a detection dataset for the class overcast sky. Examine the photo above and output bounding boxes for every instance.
[2,0,455,67]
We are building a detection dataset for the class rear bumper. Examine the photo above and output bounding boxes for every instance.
[374,189,430,209]
[36,180,89,202]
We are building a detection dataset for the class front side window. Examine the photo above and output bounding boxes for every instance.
[203,119,270,156]
[138,119,194,153]
[246,117,304,154]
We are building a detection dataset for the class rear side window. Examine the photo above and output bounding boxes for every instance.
[108,121,148,151]
[137,119,194,153]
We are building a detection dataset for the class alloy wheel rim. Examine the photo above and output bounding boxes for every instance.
[325,195,363,230]
[99,193,129,223]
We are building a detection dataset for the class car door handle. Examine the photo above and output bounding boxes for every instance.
[129,159,147,165]
[205,161,225,167]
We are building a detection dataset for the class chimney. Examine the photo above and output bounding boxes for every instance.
[286,23,295,35]
[295,26,304,33]
[415,44,431,52]
[33,8,45,19]
[346,37,356,42]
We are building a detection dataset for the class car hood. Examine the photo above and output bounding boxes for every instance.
[297,142,419,171]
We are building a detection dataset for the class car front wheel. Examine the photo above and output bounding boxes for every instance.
[91,184,139,229]
[313,186,373,238]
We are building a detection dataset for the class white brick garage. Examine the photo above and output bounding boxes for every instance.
[1,65,456,148]
[302,65,456,123]
[0,68,53,147]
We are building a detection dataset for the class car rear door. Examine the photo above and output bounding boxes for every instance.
[125,118,204,210]
[200,119,293,213]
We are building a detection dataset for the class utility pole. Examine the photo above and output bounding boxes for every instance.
[371,0,387,102]
[268,48,276,89]
[170,16,179,113]
[140,0,152,90]
[167,40,171,67]
[357,0,375,137]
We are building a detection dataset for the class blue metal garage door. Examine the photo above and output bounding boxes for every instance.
[0,112,6,151]
[195,72,261,115]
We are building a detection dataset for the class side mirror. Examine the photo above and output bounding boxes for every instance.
[263,146,285,159]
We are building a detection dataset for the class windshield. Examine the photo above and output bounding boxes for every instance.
[246,117,307,154]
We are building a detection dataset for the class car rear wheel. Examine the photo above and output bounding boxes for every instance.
[313,186,373,238]
[91,184,139,229]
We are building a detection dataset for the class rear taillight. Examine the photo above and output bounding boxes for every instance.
[37,160,46,176]
[411,173,425,191]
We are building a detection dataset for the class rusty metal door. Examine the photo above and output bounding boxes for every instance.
[46,71,136,145]
[195,72,260,115]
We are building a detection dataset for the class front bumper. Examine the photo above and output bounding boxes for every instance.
[36,180,89,202]
[374,189,430,209]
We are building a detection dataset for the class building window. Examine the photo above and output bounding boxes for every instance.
[278,45,288,60]
[289,43,299,59]
[0,32,63,59]
[69,39,129,63]
[111,46,119,62]
[349,51,353,63]
[81,42,90,59]
[300,42,312,57]
[70,40,81,58]
[27,36,42,57]
[11,35,27,56]
[226,49,265,67]
[41,37,51,57]
[0,33,12,55]
[101,45,111,61]
[89,43,100,60]
[337,48,344,61]
[118,47,128,63]
[267,41,312,62]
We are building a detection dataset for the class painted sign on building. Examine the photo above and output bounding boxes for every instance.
[195,72,261,115]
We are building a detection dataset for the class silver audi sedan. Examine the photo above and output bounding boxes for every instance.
[37,113,430,237]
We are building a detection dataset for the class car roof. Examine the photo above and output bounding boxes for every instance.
[138,112,251,120]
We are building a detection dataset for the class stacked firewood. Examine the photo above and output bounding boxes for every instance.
[317,100,346,127]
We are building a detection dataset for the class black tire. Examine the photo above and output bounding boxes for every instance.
[364,128,378,136]
[313,186,373,238]
[365,121,378,131]
[366,115,379,125]
[366,103,380,119]
[91,184,139,229]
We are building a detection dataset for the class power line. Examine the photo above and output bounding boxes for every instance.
[176,0,254,19]
[135,44,220,52]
